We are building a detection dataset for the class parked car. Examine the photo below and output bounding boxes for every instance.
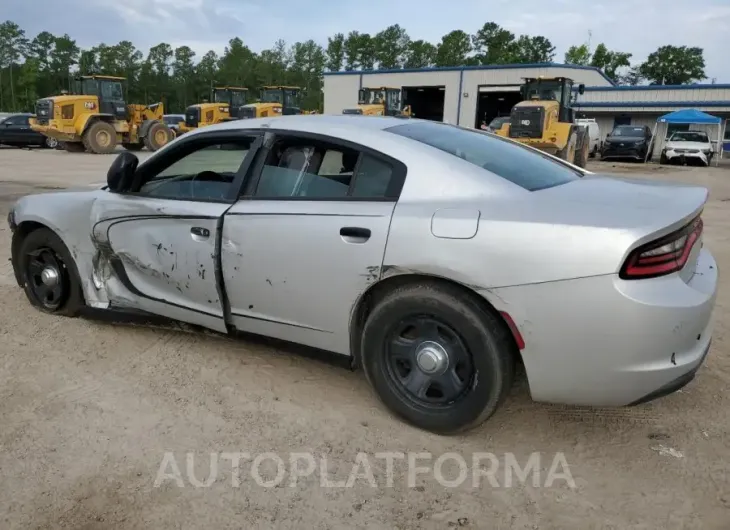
[487,116,510,133]
[601,125,653,162]
[661,131,714,166]
[163,114,185,135]
[575,118,601,157]
[7,116,717,434]
[0,113,58,148]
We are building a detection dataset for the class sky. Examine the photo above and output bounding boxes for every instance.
[5,0,730,82]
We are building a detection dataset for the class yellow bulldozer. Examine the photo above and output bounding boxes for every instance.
[342,87,412,117]
[493,77,590,168]
[177,86,249,134]
[29,75,173,154]
[237,86,317,119]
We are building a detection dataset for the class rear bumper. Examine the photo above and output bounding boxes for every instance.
[492,247,718,407]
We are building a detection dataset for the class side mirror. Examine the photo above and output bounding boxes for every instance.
[578,84,585,95]
[107,151,139,193]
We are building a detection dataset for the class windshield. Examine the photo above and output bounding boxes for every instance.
[669,131,709,143]
[387,121,581,191]
[359,88,385,105]
[612,126,645,137]
[231,90,246,107]
[101,81,123,100]
[163,115,183,125]
[283,89,300,109]
[213,89,229,104]
[489,117,509,128]
[523,79,566,104]
[261,89,283,104]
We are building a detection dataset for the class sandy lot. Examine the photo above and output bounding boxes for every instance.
[1,147,729,529]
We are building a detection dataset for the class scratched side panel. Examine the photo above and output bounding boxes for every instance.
[89,196,230,332]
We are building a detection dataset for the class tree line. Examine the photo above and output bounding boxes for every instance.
[0,19,709,114]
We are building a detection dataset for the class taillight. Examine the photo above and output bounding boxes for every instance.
[620,216,703,279]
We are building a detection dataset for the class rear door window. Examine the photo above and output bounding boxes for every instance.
[387,121,581,191]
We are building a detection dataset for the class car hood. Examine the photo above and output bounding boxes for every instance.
[665,141,710,150]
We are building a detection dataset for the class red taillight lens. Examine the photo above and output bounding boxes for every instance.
[620,216,703,279]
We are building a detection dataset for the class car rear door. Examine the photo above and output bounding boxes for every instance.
[221,131,406,355]
[90,131,263,332]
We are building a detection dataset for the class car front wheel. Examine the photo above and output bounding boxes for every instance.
[44,136,58,149]
[361,282,515,434]
[17,228,84,316]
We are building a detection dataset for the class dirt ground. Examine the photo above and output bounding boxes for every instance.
[0,147,729,530]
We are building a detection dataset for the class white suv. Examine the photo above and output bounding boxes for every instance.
[661,131,714,166]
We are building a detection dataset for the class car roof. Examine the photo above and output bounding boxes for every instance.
[199,114,410,135]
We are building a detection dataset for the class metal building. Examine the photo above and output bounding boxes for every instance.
[323,63,730,152]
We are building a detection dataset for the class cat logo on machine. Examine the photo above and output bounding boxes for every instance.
[84,102,96,110]
[520,119,531,126]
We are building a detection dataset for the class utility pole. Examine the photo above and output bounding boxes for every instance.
[587,30,592,51]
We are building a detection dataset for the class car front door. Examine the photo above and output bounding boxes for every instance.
[90,131,262,332]
[0,116,24,144]
[221,132,406,354]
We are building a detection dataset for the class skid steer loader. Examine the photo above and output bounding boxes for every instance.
[30,75,173,154]
[177,86,249,134]
[342,87,412,117]
[493,77,590,168]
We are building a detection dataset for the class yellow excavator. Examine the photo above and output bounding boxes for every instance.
[237,86,317,118]
[177,86,249,134]
[29,75,173,154]
[342,87,412,117]
[493,76,589,168]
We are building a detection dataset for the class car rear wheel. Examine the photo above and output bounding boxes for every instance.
[18,228,84,316]
[44,136,58,149]
[361,282,515,434]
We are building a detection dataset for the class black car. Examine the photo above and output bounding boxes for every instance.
[0,113,58,148]
[601,125,653,162]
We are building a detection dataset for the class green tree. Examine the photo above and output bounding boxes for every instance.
[435,30,472,67]
[373,24,410,69]
[173,45,196,109]
[472,22,517,64]
[639,45,706,85]
[590,43,631,82]
[405,40,437,68]
[564,44,591,66]
[325,33,345,72]
[514,35,555,63]
[0,20,29,110]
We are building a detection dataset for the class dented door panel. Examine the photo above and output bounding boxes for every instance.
[221,200,396,355]
[90,196,229,332]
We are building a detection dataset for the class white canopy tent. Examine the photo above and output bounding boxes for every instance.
[646,109,724,166]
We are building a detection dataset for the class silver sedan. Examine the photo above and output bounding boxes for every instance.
[8,115,718,434]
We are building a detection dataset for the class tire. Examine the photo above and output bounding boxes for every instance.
[557,131,577,163]
[143,122,172,151]
[122,143,144,151]
[574,133,590,169]
[83,121,117,154]
[361,282,515,434]
[17,228,84,317]
[660,153,668,165]
[44,136,59,149]
[63,142,86,153]
[590,144,598,158]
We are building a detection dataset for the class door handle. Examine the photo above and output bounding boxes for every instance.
[340,226,371,243]
[191,226,210,239]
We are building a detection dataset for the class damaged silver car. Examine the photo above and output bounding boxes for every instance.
[9,115,718,435]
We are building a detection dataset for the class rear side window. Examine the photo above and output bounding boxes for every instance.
[386,121,580,191]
